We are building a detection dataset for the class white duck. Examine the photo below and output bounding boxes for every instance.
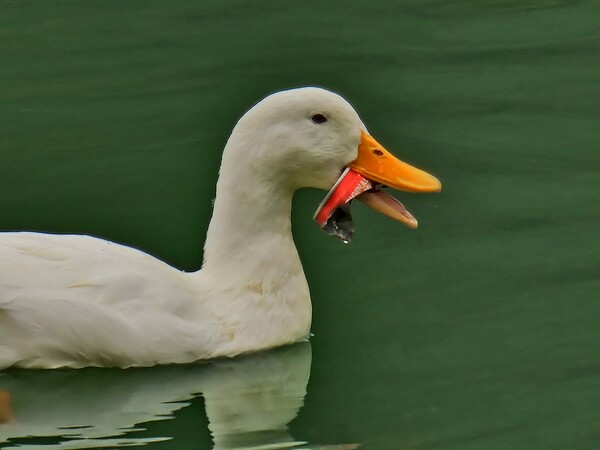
[0,87,441,369]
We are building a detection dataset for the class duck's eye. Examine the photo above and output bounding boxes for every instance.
[311,113,327,124]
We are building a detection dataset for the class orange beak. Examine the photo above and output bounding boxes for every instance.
[314,132,441,242]
[349,131,441,193]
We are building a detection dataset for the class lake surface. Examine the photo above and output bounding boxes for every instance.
[1,0,599,448]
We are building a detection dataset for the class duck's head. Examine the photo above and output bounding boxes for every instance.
[229,87,441,243]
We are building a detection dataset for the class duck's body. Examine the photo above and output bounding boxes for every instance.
[0,189,310,369]
[0,87,440,369]
[1,232,218,369]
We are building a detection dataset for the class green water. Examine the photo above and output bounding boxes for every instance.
[1,0,599,448]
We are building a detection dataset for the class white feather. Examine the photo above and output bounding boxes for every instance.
[0,87,366,369]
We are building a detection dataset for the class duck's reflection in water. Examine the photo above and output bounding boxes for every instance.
[0,343,357,449]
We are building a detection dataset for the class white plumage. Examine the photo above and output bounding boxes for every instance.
[0,87,365,369]
[0,86,441,369]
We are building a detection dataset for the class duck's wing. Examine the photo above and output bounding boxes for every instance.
[0,292,156,369]
[0,232,167,300]
[0,232,216,369]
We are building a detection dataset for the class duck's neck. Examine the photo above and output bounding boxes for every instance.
[198,142,312,354]
[202,170,299,279]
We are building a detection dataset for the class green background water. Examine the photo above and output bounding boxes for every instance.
[1,0,599,448]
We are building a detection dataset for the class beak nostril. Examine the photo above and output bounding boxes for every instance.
[372,149,384,157]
